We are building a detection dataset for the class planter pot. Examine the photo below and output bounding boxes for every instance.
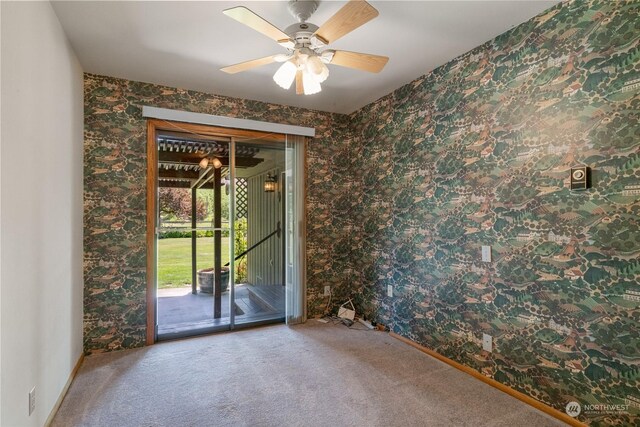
[197,267,230,294]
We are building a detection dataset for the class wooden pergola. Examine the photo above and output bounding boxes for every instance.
[157,131,264,319]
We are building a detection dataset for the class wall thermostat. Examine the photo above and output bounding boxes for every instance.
[570,166,590,190]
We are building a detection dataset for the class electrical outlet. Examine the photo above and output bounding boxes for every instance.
[387,285,393,297]
[324,285,331,296]
[481,245,492,262]
[29,387,36,416]
[482,333,493,352]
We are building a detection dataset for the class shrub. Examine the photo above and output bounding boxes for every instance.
[235,218,248,283]
[159,230,216,239]
[159,229,230,239]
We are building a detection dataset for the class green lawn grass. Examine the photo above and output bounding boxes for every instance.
[158,237,230,288]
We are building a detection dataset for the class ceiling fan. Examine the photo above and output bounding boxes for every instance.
[220,0,389,95]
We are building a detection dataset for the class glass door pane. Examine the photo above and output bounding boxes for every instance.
[156,132,232,338]
[285,134,305,324]
[232,139,287,325]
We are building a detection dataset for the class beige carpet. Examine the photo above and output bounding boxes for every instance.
[53,322,564,426]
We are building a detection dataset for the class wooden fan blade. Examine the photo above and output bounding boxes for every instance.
[330,50,388,73]
[220,55,277,74]
[296,70,304,95]
[223,6,290,43]
[314,0,379,44]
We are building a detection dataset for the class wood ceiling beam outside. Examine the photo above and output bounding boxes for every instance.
[159,151,264,168]
[159,169,201,180]
[158,180,192,188]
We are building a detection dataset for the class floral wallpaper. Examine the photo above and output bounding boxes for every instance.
[84,74,355,353]
[349,0,639,425]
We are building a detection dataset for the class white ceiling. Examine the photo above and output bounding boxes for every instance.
[51,1,558,114]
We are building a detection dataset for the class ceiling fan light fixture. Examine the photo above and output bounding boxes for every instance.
[320,64,330,83]
[307,55,323,73]
[273,60,297,89]
[302,71,322,95]
[296,54,309,69]
[307,55,329,83]
[199,157,209,169]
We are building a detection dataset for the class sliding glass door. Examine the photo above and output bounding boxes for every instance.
[154,125,305,340]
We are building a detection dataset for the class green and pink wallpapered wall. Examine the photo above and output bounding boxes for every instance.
[84,0,639,425]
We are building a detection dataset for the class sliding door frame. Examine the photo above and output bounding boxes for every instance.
[146,118,307,344]
[146,120,158,345]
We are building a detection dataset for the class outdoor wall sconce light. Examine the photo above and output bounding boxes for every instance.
[264,173,277,193]
[199,157,223,169]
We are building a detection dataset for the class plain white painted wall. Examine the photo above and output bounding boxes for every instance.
[1,1,84,425]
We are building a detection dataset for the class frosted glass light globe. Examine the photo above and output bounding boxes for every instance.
[273,61,297,89]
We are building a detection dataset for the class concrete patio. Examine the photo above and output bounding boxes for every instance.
[157,284,285,336]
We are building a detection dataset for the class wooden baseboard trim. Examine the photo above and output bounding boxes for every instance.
[389,332,585,427]
[44,353,84,426]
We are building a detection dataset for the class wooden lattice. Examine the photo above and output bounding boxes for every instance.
[236,178,248,219]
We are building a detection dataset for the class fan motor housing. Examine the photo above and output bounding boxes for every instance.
[285,22,320,47]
